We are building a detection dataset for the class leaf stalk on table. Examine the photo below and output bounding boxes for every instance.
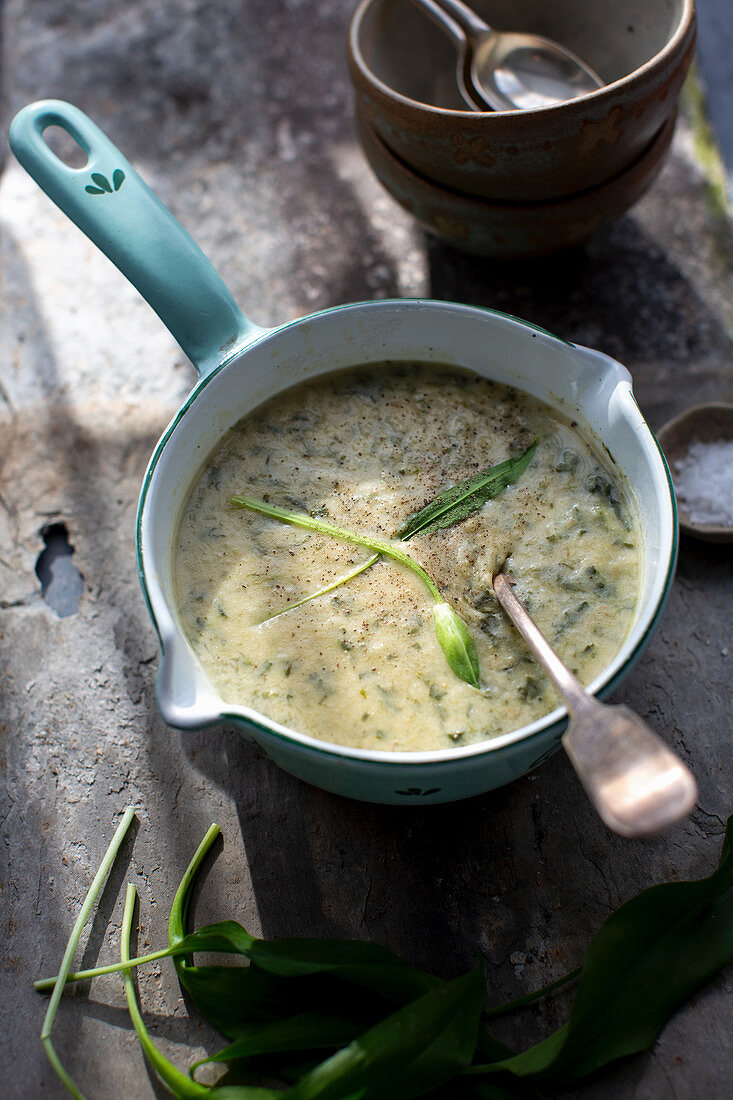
[39,805,136,1100]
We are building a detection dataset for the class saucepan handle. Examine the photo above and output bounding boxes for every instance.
[9,99,262,377]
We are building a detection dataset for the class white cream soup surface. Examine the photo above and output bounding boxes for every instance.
[174,363,640,752]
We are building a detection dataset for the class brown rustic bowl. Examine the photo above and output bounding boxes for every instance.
[348,0,695,202]
[355,106,675,257]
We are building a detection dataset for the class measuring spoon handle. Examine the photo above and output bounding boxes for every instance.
[407,0,490,46]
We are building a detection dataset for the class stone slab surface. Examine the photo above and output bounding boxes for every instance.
[1,1,732,1097]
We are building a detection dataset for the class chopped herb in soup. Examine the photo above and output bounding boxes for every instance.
[173,363,640,751]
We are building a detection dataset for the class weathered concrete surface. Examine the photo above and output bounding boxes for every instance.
[0,1,731,1097]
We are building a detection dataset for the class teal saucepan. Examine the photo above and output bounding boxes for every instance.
[9,100,677,805]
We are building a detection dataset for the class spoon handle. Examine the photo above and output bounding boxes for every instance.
[492,572,589,713]
[492,573,698,837]
[407,0,490,43]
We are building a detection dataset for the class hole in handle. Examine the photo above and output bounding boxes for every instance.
[42,124,89,169]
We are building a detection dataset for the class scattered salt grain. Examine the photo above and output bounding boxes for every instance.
[673,439,733,528]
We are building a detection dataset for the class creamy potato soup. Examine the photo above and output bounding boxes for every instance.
[174,364,640,751]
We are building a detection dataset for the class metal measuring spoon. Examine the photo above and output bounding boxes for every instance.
[492,572,697,837]
[409,0,604,111]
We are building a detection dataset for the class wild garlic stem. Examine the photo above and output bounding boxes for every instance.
[231,496,482,688]
[121,885,211,1098]
[35,945,177,992]
[36,824,225,994]
[231,496,442,601]
[40,1039,86,1100]
[260,552,381,623]
[39,805,136,1100]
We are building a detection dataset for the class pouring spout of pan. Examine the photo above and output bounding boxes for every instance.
[9,99,263,378]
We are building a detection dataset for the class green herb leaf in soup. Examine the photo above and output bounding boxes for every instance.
[398,440,538,540]
[230,495,481,689]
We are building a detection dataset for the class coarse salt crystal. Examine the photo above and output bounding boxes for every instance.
[673,439,733,528]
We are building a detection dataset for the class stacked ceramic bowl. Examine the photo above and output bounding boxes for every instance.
[347,0,696,257]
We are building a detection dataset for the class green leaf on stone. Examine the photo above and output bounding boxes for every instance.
[190,1013,369,1077]
[282,966,486,1100]
[467,814,733,1085]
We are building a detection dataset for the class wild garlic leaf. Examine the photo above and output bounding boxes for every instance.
[246,937,441,1000]
[398,441,538,540]
[191,1013,370,1076]
[167,829,304,1040]
[184,925,444,1006]
[282,966,485,1100]
[176,920,256,956]
[432,603,480,688]
[178,938,443,1040]
[175,964,339,1040]
[168,825,443,1040]
[472,814,733,1085]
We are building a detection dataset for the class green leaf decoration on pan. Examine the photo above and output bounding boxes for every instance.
[398,440,538,540]
[85,169,125,195]
[91,172,112,192]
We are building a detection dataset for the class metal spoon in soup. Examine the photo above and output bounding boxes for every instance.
[492,571,697,837]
